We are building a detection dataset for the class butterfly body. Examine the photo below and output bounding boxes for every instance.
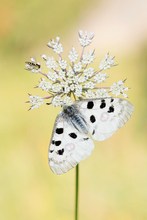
[49,97,134,175]
[62,105,89,134]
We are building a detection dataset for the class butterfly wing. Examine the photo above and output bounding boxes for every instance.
[48,114,94,175]
[75,97,134,141]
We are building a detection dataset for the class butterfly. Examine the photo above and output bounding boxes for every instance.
[48,97,134,175]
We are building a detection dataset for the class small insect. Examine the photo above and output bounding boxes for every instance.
[25,58,40,72]
[48,97,134,175]
[25,62,40,70]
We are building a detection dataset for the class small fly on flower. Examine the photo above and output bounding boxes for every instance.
[25,58,41,73]
[25,30,134,175]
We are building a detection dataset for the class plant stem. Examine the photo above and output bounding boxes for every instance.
[72,94,79,220]
[75,164,79,220]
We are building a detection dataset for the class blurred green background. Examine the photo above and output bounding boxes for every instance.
[0,0,147,219]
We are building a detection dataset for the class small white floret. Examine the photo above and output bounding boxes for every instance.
[58,58,67,70]
[63,96,73,105]
[74,85,82,97]
[94,73,107,83]
[52,84,62,93]
[52,96,63,107]
[78,30,94,47]
[47,37,63,54]
[84,90,95,98]
[82,50,95,64]
[84,81,95,89]
[38,78,52,91]
[29,95,44,109]
[83,67,94,79]
[47,72,58,82]
[99,53,115,70]
[95,89,109,98]
[73,62,82,72]
[68,47,78,62]
[110,80,128,97]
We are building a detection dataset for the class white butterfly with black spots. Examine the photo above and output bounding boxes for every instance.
[48,97,134,175]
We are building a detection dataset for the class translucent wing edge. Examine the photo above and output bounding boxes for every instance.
[48,113,94,175]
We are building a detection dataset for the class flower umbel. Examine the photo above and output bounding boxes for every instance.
[25,31,129,109]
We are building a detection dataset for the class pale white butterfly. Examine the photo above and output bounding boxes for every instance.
[48,97,134,175]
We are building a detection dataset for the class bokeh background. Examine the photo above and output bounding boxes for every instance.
[0,0,147,219]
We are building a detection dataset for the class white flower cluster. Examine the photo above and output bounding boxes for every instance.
[78,30,94,47]
[82,50,95,64]
[99,53,115,70]
[47,37,63,54]
[110,80,128,98]
[42,55,57,70]
[68,47,78,62]
[28,95,44,110]
[38,78,52,91]
[26,30,129,110]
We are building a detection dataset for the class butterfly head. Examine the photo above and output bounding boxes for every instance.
[63,105,77,117]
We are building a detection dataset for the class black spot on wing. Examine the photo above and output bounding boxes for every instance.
[100,99,106,108]
[56,128,64,134]
[69,133,77,139]
[55,141,61,146]
[57,148,64,155]
[83,137,89,141]
[52,140,55,144]
[87,101,94,109]
[111,98,114,102]
[50,150,54,153]
[92,130,95,135]
[90,115,96,123]
[108,106,114,113]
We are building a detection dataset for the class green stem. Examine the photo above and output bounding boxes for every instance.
[75,164,79,220]
[72,94,79,220]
